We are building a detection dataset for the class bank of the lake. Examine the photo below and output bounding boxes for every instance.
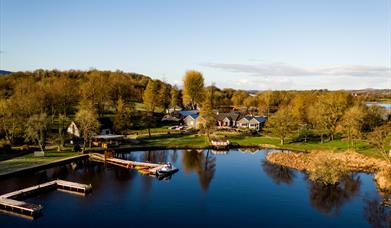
[266,150,391,193]
[1,134,384,177]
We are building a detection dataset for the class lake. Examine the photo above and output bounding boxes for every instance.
[0,149,390,227]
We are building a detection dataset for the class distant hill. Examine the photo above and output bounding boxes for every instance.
[0,70,12,75]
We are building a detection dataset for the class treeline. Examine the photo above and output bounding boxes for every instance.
[0,69,172,149]
[0,69,390,156]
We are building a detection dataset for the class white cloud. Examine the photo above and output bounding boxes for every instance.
[203,62,390,78]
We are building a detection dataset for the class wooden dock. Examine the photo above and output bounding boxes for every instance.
[0,179,92,218]
[89,153,165,175]
[210,135,230,150]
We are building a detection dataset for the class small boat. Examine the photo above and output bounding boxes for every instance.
[157,162,179,175]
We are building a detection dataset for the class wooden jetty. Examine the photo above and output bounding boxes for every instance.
[89,153,165,175]
[0,179,92,218]
[209,135,230,150]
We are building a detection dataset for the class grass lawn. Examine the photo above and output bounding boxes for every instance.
[0,150,80,174]
[127,126,181,135]
[225,134,382,159]
[137,134,210,149]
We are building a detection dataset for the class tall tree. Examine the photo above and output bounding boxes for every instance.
[25,113,49,152]
[182,70,205,109]
[367,122,391,163]
[75,101,99,152]
[199,88,217,136]
[113,97,133,134]
[143,80,159,137]
[268,106,297,145]
[170,86,181,111]
[338,105,366,148]
[158,82,171,112]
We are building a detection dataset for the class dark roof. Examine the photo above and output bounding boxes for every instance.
[179,110,199,117]
[185,113,199,120]
[251,116,267,123]
[239,116,253,122]
[216,112,241,122]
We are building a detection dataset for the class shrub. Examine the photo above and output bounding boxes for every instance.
[309,153,348,185]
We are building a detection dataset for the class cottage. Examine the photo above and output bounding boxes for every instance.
[67,121,80,137]
[237,116,253,128]
[183,114,199,128]
[248,116,267,131]
[216,112,241,127]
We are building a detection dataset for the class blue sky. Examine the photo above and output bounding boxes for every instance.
[1,0,390,90]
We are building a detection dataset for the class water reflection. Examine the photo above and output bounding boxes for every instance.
[261,159,296,185]
[182,149,216,192]
[363,196,391,228]
[307,174,361,215]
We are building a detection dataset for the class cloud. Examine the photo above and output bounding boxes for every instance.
[203,62,390,78]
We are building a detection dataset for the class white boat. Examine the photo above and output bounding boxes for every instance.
[157,162,179,175]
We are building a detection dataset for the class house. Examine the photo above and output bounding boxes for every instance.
[183,114,199,128]
[237,116,267,131]
[237,116,253,128]
[249,116,267,131]
[216,112,241,127]
[67,121,80,137]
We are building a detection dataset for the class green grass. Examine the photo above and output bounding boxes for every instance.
[225,134,382,159]
[137,134,210,149]
[127,125,181,135]
[0,150,80,174]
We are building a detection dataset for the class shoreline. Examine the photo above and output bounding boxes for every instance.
[265,150,391,193]
[0,154,89,179]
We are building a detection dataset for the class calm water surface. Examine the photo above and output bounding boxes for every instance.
[0,149,390,227]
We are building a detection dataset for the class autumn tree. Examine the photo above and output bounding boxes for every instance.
[338,105,366,148]
[231,90,249,108]
[158,82,171,111]
[268,106,297,145]
[170,86,181,111]
[290,93,312,142]
[0,98,26,145]
[143,80,160,137]
[25,113,49,152]
[182,70,205,109]
[367,122,391,163]
[57,114,69,149]
[199,88,217,136]
[75,101,99,152]
[113,97,133,134]
[309,92,352,141]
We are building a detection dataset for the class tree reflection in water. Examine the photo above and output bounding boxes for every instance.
[363,195,391,228]
[261,159,296,185]
[307,173,361,215]
[182,149,216,192]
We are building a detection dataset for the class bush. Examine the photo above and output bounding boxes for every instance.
[309,153,348,185]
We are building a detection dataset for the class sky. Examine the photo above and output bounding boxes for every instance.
[0,0,390,90]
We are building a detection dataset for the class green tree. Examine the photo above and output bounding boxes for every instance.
[268,106,297,145]
[143,80,159,137]
[231,90,249,108]
[158,82,171,111]
[75,101,99,152]
[182,70,205,109]
[25,113,49,152]
[338,105,366,148]
[367,122,391,163]
[199,89,217,136]
[113,97,133,134]
[58,114,69,149]
[170,86,181,111]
